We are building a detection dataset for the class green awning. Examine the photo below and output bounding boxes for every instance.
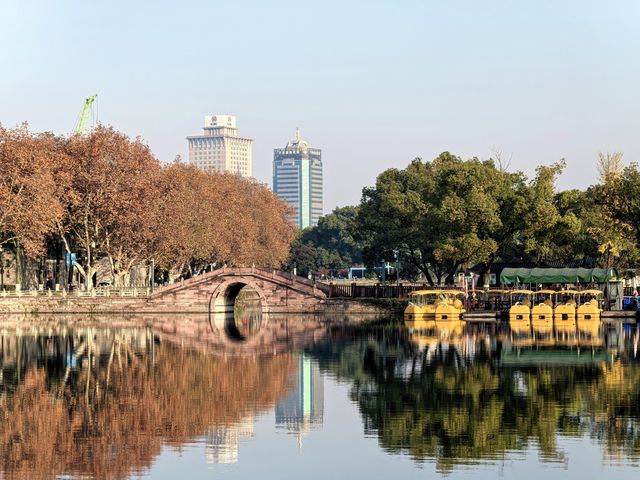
[500,267,618,285]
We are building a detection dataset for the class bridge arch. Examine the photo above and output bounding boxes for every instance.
[208,279,269,341]
[208,278,269,314]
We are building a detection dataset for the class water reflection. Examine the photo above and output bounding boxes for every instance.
[308,321,640,473]
[0,324,295,479]
[231,286,263,339]
[0,316,639,478]
[276,355,324,445]
[205,417,255,464]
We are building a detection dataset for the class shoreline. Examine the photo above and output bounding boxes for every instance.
[0,296,395,316]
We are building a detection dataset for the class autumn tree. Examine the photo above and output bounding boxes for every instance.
[153,162,295,281]
[59,126,161,289]
[0,124,69,285]
[239,178,296,266]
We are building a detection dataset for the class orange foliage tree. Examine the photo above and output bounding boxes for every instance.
[60,126,161,288]
[0,124,296,289]
[0,124,69,285]
[153,162,296,280]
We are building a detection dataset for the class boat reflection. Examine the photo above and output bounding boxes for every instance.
[305,320,640,473]
[509,316,605,349]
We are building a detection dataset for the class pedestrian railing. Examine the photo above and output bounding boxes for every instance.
[0,287,150,298]
[322,283,435,299]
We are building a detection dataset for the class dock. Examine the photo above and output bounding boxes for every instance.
[461,310,637,323]
[463,311,499,322]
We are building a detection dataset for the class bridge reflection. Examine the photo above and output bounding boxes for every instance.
[0,321,303,478]
[0,316,639,477]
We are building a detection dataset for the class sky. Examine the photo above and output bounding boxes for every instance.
[1,0,639,212]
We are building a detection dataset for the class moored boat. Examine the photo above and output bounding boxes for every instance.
[508,290,534,322]
[404,290,466,331]
[577,289,603,324]
[531,289,555,330]
[553,290,579,331]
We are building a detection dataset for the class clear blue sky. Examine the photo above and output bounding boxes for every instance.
[2,0,639,211]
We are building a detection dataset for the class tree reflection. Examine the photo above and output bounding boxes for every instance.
[310,327,640,472]
[0,328,294,479]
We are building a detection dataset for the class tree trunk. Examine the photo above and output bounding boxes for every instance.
[13,240,21,290]
[85,244,93,291]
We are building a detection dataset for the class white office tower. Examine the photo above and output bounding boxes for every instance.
[187,115,253,177]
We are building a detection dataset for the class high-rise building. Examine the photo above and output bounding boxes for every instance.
[273,128,323,229]
[187,115,253,177]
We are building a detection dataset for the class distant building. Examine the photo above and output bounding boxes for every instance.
[187,115,253,177]
[273,128,323,228]
[275,355,324,445]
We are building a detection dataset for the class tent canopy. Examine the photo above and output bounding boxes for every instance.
[500,267,618,285]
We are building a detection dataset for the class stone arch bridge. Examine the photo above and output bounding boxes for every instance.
[150,267,328,313]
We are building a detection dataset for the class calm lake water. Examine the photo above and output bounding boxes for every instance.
[0,315,639,479]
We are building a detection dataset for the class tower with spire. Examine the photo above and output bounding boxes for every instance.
[273,128,323,229]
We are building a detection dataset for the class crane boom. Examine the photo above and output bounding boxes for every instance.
[74,94,97,134]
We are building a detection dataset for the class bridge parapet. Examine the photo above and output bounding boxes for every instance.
[150,266,327,313]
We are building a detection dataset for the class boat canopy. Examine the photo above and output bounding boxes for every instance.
[555,289,581,295]
[409,290,466,296]
[581,289,603,295]
[500,267,618,285]
[536,289,556,294]
[510,289,534,295]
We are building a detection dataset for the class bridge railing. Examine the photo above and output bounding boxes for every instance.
[323,283,431,299]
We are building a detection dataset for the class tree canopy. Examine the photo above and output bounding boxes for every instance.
[0,124,296,289]
[287,206,365,277]
[352,152,640,285]
[356,153,529,284]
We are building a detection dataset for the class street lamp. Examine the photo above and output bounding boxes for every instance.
[393,249,400,285]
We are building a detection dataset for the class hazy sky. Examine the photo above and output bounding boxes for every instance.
[2,0,639,211]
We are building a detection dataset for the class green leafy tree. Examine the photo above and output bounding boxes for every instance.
[287,206,365,276]
[356,153,527,285]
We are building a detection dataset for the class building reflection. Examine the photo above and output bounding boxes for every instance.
[205,416,255,464]
[275,355,324,445]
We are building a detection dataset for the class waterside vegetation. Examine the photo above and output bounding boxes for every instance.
[291,152,640,285]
